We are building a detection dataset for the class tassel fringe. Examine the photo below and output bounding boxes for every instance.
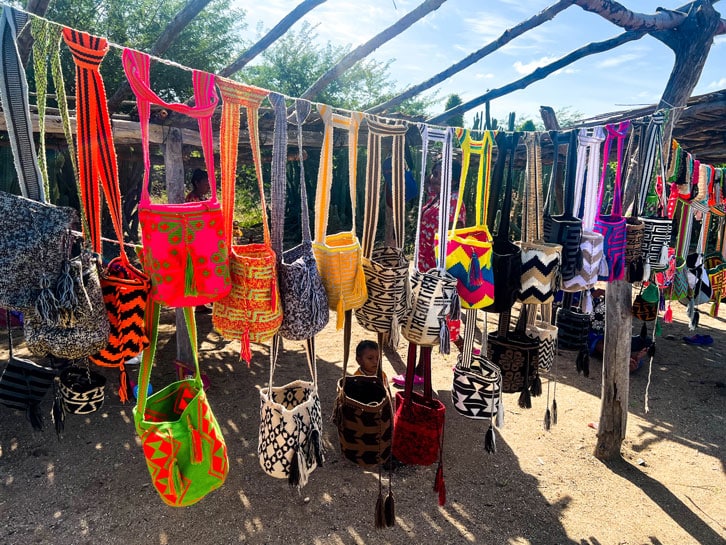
[240,328,252,366]
[552,398,558,425]
[439,318,450,355]
[384,490,395,527]
[543,407,552,431]
[496,393,504,428]
[375,491,386,529]
[52,378,65,439]
[468,252,483,287]
[434,463,446,506]
[484,423,496,453]
[530,374,542,397]
[518,388,532,409]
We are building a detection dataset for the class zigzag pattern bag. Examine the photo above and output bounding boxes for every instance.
[269,95,329,341]
[135,304,229,507]
[355,115,410,337]
[401,126,459,349]
[212,80,281,363]
[313,105,367,329]
[123,49,231,307]
[443,129,495,308]
[518,132,561,304]
[525,304,558,372]
[259,338,323,487]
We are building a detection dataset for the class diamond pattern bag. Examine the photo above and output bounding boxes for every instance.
[212,79,281,362]
[135,304,229,507]
[123,49,231,307]
[355,115,410,337]
[258,338,323,488]
[269,95,329,341]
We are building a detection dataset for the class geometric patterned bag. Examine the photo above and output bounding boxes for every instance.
[122,49,231,307]
[518,132,561,304]
[212,79,281,362]
[270,95,329,341]
[355,115,410,336]
[525,304,558,372]
[258,338,323,488]
[58,365,107,415]
[631,283,659,322]
[134,304,229,507]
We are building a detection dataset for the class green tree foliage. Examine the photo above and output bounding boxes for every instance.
[45,0,246,101]
[443,94,464,128]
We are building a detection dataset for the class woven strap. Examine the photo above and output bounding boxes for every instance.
[216,77,270,248]
[414,125,455,270]
[64,28,125,257]
[314,105,364,244]
[360,115,408,258]
[574,127,606,230]
[522,132,544,241]
[637,111,667,217]
[33,19,77,200]
[496,132,522,243]
[136,303,201,423]
[405,343,434,402]
[121,48,219,207]
[675,200,693,259]
[544,130,577,217]
[458,308,478,370]
[453,129,494,231]
[596,121,630,220]
[270,94,313,257]
[0,7,44,202]
[269,335,318,390]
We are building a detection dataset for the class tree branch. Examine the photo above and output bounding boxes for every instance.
[426,29,644,125]
[218,0,327,78]
[107,0,213,113]
[367,0,575,114]
[572,0,689,30]
[301,0,448,101]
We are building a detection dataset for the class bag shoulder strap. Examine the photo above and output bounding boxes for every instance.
[596,121,630,220]
[575,127,606,230]
[414,124,455,271]
[522,132,544,242]
[495,131,522,243]
[121,49,219,207]
[453,129,494,230]
[269,335,318,390]
[637,111,667,217]
[215,77,270,248]
[361,115,408,258]
[314,104,364,244]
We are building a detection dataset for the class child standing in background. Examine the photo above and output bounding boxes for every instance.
[354,340,388,385]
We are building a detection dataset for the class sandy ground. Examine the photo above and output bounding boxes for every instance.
[0,298,724,545]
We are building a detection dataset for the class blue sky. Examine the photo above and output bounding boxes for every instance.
[234,0,726,124]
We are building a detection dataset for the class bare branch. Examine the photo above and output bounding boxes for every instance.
[107,0,213,113]
[218,0,327,78]
[367,0,575,114]
[301,0,448,101]
[426,30,644,125]
[572,0,689,30]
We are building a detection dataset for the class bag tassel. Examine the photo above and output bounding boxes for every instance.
[449,290,461,322]
[188,415,203,465]
[35,275,59,325]
[52,378,65,438]
[496,391,504,428]
[336,296,345,330]
[518,387,532,409]
[433,462,446,506]
[598,258,609,279]
[484,422,497,453]
[664,303,673,324]
[575,347,590,377]
[384,488,395,527]
[658,293,666,312]
[55,259,78,326]
[643,262,651,283]
[690,308,700,331]
[118,365,129,404]
[375,467,386,529]
[288,446,301,488]
[543,406,552,431]
[310,428,324,467]
[530,374,542,397]
[583,290,593,315]
[184,252,198,297]
[468,251,483,287]
[659,243,669,268]
[26,402,44,431]
[552,397,558,426]
[389,313,400,349]
[270,278,278,313]
[240,328,252,366]
[439,318,450,355]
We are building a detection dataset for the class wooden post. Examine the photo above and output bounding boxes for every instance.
[163,127,194,363]
[595,280,632,460]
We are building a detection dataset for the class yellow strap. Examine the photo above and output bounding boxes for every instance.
[453,129,494,228]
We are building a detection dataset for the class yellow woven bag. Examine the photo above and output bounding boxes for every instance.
[312,105,367,329]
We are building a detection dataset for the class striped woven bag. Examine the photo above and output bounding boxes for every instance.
[212,79,281,363]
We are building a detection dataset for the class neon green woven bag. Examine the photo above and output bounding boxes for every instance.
[134,304,229,507]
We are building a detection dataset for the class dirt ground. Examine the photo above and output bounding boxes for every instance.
[0,296,724,545]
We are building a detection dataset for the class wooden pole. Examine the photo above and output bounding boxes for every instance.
[163,127,194,363]
[595,280,632,459]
